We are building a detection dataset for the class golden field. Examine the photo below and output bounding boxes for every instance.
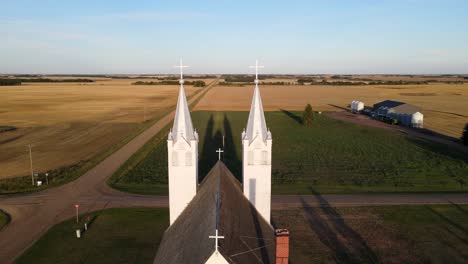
[0,79,205,179]
[195,83,468,139]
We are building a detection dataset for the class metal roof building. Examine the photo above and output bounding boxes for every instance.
[373,100,423,128]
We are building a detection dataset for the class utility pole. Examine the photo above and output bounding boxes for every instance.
[27,144,34,186]
[75,204,79,223]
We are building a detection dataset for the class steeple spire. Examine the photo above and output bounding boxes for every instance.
[243,60,269,143]
[170,59,196,144]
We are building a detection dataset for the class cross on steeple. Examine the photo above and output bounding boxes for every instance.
[249,59,264,82]
[174,58,189,83]
[209,229,224,252]
[216,148,224,160]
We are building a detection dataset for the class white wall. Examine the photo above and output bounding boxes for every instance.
[168,139,198,225]
[242,137,272,223]
[205,250,229,264]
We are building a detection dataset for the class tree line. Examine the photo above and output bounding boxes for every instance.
[1,78,94,85]
[132,80,206,87]
[297,79,430,85]
[0,79,22,86]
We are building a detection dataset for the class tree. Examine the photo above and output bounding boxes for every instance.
[302,104,314,127]
[462,123,468,145]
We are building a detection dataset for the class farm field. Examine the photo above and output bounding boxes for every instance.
[0,78,208,181]
[17,205,468,263]
[16,208,169,264]
[273,204,468,263]
[110,111,468,195]
[195,83,468,138]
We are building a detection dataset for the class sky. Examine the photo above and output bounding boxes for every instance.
[1,0,468,74]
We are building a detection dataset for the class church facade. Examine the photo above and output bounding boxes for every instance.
[155,61,288,264]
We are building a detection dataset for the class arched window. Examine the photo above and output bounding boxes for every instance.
[172,151,178,166]
[261,151,268,165]
[185,151,192,166]
[247,151,254,165]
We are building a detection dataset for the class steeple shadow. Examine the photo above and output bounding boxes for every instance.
[223,114,242,182]
[300,187,379,263]
[199,114,216,182]
[198,113,242,183]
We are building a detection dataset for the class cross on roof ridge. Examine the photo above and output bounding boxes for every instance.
[209,229,225,252]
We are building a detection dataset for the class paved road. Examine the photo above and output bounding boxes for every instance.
[1,87,467,263]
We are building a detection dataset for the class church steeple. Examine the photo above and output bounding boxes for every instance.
[243,60,271,143]
[169,59,197,144]
[167,59,198,225]
[241,60,272,224]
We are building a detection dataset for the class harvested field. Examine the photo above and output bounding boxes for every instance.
[0,78,208,179]
[195,83,468,138]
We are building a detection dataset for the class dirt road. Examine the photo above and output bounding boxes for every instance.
[1,83,467,263]
[0,82,216,263]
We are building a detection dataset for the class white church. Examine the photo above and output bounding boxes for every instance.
[153,61,289,264]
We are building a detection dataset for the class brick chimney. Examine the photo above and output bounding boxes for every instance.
[275,229,290,264]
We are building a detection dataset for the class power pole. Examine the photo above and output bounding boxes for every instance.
[27,144,34,186]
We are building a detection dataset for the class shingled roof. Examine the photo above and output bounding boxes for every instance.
[153,161,275,264]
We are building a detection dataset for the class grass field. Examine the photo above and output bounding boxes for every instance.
[17,205,468,263]
[16,208,169,264]
[110,111,468,195]
[0,210,9,230]
[273,204,468,263]
[195,83,468,138]
[0,78,208,180]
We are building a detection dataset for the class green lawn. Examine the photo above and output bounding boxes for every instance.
[17,205,468,263]
[273,204,468,263]
[16,208,169,264]
[109,111,468,195]
[0,210,9,230]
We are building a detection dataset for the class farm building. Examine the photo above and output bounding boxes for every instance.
[351,100,365,113]
[373,100,423,128]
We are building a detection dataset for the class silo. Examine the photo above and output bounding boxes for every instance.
[356,101,364,112]
[411,112,424,128]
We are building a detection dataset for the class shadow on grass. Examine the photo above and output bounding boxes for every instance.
[328,104,350,111]
[300,187,378,263]
[406,137,468,164]
[280,109,303,125]
[199,114,242,183]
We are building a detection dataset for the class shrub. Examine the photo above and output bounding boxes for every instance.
[302,104,314,127]
[462,123,468,145]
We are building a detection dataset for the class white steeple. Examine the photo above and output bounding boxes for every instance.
[168,59,198,225]
[242,60,272,224]
[169,59,197,144]
[243,60,270,143]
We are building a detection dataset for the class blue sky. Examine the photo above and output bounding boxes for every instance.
[1,0,467,74]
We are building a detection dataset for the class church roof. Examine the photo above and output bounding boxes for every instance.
[169,81,197,144]
[154,162,276,264]
[243,84,270,144]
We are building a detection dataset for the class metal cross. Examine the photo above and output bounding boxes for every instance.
[216,148,224,160]
[174,58,189,80]
[249,59,264,80]
[209,229,224,251]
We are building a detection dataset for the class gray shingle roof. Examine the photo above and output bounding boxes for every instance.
[154,161,275,264]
